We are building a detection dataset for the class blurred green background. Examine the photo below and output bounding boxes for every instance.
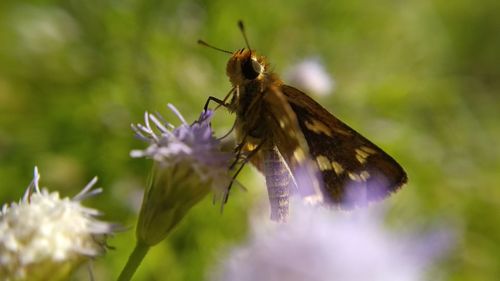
[0,0,499,280]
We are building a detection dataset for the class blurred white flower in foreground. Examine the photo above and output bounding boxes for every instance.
[285,59,335,96]
[215,202,452,281]
[131,104,232,246]
[0,167,116,281]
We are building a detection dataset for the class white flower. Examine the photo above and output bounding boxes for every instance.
[214,202,451,281]
[0,167,116,281]
[131,104,232,246]
[285,59,335,96]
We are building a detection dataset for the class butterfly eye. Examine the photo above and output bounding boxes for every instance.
[242,57,263,80]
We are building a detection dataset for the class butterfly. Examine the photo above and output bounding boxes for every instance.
[199,21,407,221]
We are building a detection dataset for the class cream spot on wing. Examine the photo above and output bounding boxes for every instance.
[355,155,367,164]
[355,148,369,164]
[331,161,344,175]
[360,171,370,181]
[332,127,351,136]
[348,171,370,182]
[279,119,287,129]
[316,155,332,171]
[355,148,370,158]
[304,119,332,137]
[293,148,306,162]
[355,146,376,164]
[348,172,363,182]
[360,146,376,155]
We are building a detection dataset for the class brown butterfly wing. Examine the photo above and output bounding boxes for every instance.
[281,85,407,208]
[260,85,325,203]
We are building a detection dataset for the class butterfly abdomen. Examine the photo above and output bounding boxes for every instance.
[263,145,292,222]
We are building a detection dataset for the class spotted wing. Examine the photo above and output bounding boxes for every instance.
[281,84,407,208]
[261,85,325,204]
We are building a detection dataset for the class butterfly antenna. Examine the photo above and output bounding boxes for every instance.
[237,20,252,51]
[197,40,233,55]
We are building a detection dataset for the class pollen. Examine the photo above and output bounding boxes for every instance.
[316,155,332,171]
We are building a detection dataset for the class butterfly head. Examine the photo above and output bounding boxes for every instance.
[198,21,271,88]
[226,48,268,87]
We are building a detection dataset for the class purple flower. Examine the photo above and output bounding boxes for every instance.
[131,104,231,195]
[214,202,452,281]
[131,104,232,246]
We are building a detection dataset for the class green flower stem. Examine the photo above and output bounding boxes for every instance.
[117,241,150,281]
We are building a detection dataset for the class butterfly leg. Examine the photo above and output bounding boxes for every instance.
[204,88,235,111]
[229,134,249,169]
[204,96,227,111]
[223,138,266,204]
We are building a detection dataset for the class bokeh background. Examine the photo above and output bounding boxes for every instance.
[0,0,499,280]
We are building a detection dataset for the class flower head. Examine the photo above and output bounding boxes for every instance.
[131,104,232,245]
[214,202,452,281]
[285,59,334,97]
[131,104,231,194]
[0,167,116,281]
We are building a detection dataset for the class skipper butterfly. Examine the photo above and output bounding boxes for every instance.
[200,21,407,221]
